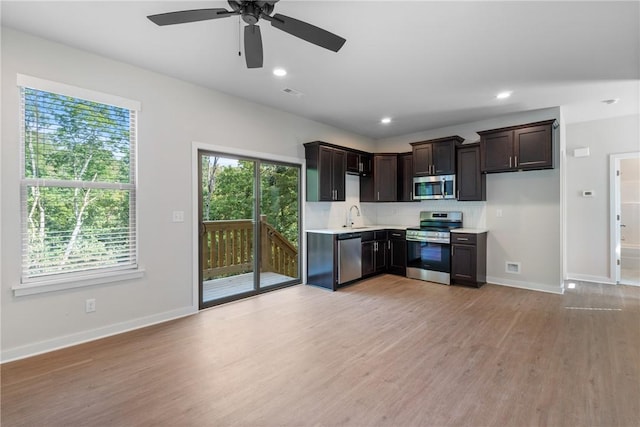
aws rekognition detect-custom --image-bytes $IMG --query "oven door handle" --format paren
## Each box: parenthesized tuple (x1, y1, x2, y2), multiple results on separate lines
(407, 237, 450, 244)
(406, 237, 425, 242)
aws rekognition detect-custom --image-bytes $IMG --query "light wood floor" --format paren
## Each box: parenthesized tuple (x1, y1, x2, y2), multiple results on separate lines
(2, 276, 639, 426)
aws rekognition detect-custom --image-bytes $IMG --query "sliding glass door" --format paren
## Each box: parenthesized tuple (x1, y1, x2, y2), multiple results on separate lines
(198, 151, 300, 308)
(258, 161, 300, 289)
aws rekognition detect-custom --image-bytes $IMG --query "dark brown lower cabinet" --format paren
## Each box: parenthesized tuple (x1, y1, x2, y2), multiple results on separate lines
(451, 232, 487, 288)
(362, 240, 375, 277)
(387, 230, 406, 276)
(361, 230, 408, 277)
(362, 231, 388, 277)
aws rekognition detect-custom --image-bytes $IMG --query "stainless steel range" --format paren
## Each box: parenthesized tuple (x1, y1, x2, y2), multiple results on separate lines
(406, 211, 462, 285)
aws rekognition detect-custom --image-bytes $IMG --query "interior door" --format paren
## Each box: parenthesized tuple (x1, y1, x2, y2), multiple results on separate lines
(613, 153, 640, 285)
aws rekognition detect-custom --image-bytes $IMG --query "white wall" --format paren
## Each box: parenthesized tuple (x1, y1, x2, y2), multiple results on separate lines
(0, 28, 375, 361)
(565, 114, 640, 283)
(376, 108, 564, 294)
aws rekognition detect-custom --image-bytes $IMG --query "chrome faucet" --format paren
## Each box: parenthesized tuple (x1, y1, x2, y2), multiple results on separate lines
(348, 205, 361, 228)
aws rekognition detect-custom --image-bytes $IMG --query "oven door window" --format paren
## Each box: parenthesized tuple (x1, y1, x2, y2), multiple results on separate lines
(407, 241, 451, 273)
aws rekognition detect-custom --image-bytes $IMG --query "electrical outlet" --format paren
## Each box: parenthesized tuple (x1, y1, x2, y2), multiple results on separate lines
(85, 298, 96, 313)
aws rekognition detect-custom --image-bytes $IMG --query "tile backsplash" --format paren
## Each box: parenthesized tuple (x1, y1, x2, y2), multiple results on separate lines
(305, 174, 486, 230)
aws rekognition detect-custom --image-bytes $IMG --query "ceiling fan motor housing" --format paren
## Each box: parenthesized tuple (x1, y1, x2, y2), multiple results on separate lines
(229, 1, 275, 25)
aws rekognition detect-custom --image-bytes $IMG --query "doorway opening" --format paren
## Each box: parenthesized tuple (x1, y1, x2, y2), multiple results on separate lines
(198, 150, 301, 308)
(611, 152, 640, 286)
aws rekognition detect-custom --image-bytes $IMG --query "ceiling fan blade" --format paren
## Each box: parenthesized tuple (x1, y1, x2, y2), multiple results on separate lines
(244, 25, 264, 69)
(267, 13, 346, 52)
(147, 8, 234, 26)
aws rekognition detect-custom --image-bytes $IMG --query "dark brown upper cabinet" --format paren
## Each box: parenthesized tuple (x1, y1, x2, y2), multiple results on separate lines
(346, 151, 372, 176)
(397, 152, 415, 202)
(304, 141, 346, 201)
(479, 120, 556, 173)
(411, 136, 464, 176)
(456, 143, 486, 201)
(360, 154, 397, 202)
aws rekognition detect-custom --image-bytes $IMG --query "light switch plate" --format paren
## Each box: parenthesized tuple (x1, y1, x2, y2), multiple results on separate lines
(172, 211, 184, 222)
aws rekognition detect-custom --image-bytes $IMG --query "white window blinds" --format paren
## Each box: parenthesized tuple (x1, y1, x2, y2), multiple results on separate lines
(19, 78, 138, 282)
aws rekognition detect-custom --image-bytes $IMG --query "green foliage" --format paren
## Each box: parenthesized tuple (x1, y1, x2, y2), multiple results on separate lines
(202, 157, 300, 247)
(22, 88, 133, 276)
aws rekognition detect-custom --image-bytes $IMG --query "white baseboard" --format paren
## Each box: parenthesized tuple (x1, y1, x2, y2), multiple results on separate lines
(1, 306, 197, 363)
(487, 276, 564, 294)
(566, 273, 616, 285)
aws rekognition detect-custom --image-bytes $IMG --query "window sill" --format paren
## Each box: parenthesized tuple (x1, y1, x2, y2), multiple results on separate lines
(12, 268, 145, 296)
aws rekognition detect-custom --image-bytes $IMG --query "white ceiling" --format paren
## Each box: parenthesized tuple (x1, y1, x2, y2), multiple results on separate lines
(2, 1, 639, 139)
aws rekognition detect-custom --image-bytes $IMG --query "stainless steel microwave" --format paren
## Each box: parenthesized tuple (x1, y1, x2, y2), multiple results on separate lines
(413, 175, 456, 200)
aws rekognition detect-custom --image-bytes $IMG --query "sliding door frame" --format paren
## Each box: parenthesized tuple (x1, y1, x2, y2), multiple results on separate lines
(192, 142, 304, 310)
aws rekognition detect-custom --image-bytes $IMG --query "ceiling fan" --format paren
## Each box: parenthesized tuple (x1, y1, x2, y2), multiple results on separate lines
(147, 0, 346, 69)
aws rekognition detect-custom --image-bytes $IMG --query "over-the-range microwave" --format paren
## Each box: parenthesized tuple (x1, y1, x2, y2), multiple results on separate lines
(413, 175, 456, 200)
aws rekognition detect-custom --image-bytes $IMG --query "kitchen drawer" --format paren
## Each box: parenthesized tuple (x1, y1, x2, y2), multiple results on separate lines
(361, 231, 375, 242)
(451, 233, 476, 244)
(388, 230, 406, 239)
(374, 230, 387, 240)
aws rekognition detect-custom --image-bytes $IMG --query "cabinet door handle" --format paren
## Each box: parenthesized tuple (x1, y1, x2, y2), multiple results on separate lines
(457, 190, 460, 199)
(388, 241, 391, 250)
(377, 191, 380, 201)
(509, 156, 512, 168)
(410, 191, 413, 200)
(515, 156, 518, 167)
(458, 237, 469, 241)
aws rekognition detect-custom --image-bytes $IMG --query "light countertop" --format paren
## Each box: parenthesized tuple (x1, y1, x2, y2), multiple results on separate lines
(451, 228, 488, 234)
(306, 225, 409, 234)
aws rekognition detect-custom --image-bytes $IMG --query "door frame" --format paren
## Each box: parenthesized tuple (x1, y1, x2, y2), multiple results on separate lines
(192, 142, 305, 310)
(609, 151, 640, 284)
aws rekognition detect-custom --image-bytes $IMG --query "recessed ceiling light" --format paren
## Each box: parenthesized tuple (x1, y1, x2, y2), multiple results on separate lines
(273, 68, 287, 77)
(601, 98, 620, 105)
(496, 91, 512, 100)
(381, 117, 392, 124)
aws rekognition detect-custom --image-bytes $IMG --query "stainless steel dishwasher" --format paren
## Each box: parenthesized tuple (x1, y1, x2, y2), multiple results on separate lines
(337, 232, 362, 285)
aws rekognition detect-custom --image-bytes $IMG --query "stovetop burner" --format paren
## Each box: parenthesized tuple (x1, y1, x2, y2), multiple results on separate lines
(406, 211, 463, 243)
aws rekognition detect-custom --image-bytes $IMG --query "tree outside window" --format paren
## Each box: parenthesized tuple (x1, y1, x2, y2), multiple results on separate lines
(21, 86, 137, 280)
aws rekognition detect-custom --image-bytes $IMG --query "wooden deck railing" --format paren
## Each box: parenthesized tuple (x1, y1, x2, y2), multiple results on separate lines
(202, 216, 298, 280)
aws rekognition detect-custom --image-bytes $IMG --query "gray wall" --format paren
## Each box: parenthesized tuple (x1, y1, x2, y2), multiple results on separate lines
(3, 26, 635, 362)
(565, 114, 640, 282)
(376, 109, 563, 294)
(1, 28, 375, 361)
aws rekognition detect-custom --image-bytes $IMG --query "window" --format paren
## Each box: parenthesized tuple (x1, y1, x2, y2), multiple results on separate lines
(18, 76, 140, 288)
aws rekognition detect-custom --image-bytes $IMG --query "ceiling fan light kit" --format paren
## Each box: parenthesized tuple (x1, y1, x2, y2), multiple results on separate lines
(147, 0, 346, 69)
